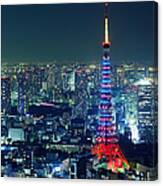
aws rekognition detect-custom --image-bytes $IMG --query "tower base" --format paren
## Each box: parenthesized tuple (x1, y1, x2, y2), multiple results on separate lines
(92, 143, 130, 173)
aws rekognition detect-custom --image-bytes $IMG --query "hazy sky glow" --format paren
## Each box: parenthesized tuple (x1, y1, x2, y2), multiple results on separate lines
(1, 2, 157, 65)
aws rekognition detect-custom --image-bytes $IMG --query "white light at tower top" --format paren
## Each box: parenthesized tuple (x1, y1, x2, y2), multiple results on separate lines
(105, 17, 109, 43)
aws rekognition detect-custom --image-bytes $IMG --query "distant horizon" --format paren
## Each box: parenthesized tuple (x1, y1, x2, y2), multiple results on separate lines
(1, 60, 156, 67)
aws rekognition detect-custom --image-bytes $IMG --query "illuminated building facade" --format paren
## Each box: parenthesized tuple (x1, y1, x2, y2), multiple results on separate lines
(17, 71, 29, 115)
(137, 84, 157, 143)
(63, 69, 75, 92)
(92, 3, 129, 173)
(1, 77, 11, 114)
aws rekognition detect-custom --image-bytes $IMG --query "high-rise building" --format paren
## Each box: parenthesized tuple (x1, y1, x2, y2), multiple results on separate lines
(63, 69, 75, 92)
(137, 83, 157, 143)
(17, 71, 29, 115)
(92, 3, 129, 173)
(1, 77, 11, 114)
(124, 89, 139, 143)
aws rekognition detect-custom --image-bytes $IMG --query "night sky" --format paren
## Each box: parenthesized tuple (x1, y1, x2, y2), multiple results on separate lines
(1, 1, 157, 65)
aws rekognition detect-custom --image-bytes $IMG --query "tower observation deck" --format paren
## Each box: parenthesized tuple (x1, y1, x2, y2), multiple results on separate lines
(91, 3, 130, 173)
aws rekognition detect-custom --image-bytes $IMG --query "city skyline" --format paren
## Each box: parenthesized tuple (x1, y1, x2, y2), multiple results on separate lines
(2, 1, 156, 65)
(1, 1, 158, 180)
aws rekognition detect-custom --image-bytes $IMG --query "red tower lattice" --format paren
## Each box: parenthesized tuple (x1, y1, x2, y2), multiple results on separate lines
(91, 3, 129, 173)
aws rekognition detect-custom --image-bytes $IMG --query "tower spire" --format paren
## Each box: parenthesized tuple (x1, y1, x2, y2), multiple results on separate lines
(103, 3, 111, 48)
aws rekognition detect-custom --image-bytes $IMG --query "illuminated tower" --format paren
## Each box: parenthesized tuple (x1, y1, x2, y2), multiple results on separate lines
(92, 3, 129, 173)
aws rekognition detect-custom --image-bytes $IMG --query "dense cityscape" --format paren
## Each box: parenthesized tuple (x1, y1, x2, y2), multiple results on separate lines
(1, 1, 158, 181)
(1, 61, 158, 180)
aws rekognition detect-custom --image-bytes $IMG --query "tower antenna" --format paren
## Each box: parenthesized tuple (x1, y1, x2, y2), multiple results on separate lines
(103, 2, 111, 47)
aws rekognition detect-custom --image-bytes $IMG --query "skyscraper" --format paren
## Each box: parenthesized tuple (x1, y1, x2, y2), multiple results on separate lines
(17, 71, 29, 115)
(137, 84, 157, 143)
(1, 77, 11, 114)
(92, 3, 129, 173)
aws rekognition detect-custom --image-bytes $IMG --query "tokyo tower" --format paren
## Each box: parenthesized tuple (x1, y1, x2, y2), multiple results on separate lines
(92, 3, 130, 173)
